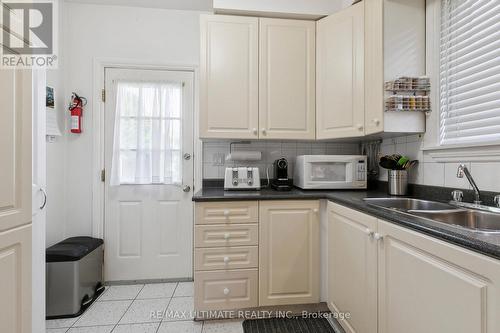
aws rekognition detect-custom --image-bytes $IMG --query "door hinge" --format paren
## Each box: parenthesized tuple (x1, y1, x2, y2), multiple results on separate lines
(101, 169, 105, 182)
(101, 89, 106, 102)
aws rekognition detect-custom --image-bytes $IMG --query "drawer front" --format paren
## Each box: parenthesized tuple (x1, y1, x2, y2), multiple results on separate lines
(194, 269, 258, 311)
(195, 224, 258, 248)
(195, 246, 258, 271)
(195, 201, 258, 225)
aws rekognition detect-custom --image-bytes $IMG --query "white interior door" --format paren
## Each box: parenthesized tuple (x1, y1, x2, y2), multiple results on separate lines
(0, 69, 33, 333)
(104, 68, 194, 282)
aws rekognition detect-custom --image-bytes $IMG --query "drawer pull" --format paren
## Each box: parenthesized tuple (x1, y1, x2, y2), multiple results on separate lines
(224, 233, 230, 240)
(223, 288, 230, 295)
(223, 256, 230, 264)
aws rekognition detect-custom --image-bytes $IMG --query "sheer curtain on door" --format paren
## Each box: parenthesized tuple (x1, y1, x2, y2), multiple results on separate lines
(110, 80, 183, 185)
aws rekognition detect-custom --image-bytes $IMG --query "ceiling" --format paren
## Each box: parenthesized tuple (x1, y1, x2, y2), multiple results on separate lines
(64, 0, 213, 11)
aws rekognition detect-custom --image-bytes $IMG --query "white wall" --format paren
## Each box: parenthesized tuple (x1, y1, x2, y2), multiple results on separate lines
(45, 0, 68, 247)
(61, 3, 204, 238)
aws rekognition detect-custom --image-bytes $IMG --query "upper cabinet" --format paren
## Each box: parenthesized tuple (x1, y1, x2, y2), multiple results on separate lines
(199, 15, 259, 139)
(317, 0, 426, 140)
(259, 19, 316, 140)
(316, 3, 365, 139)
(200, 15, 316, 140)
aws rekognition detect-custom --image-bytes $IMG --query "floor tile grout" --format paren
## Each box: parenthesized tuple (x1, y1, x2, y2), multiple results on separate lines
(112, 283, 147, 331)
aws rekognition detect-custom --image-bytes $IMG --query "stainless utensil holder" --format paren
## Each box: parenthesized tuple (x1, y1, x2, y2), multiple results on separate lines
(388, 170, 408, 196)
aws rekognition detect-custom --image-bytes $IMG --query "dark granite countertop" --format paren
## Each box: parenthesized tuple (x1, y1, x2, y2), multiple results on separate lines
(193, 183, 500, 261)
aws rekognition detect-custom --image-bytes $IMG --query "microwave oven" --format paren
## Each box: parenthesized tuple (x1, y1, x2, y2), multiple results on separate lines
(293, 155, 367, 189)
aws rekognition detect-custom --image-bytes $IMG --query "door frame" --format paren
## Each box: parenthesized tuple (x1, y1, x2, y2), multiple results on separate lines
(91, 58, 201, 239)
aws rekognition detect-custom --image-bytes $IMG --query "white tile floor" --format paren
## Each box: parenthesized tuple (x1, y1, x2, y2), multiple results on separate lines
(46, 282, 243, 333)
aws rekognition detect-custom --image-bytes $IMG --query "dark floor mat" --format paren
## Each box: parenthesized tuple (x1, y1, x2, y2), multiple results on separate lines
(243, 317, 336, 333)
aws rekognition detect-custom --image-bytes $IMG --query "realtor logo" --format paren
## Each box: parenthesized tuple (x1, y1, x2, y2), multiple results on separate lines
(1, 0, 58, 68)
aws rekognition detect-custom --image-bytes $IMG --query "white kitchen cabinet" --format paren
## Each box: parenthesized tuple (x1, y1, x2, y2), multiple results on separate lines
(327, 201, 500, 333)
(199, 15, 259, 139)
(259, 18, 316, 140)
(316, 0, 426, 140)
(378, 219, 500, 333)
(259, 200, 320, 306)
(200, 15, 316, 140)
(327, 202, 377, 333)
(316, 2, 365, 139)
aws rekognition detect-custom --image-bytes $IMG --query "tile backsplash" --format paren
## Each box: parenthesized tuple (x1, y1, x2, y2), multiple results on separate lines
(378, 135, 500, 192)
(202, 140, 360, 179)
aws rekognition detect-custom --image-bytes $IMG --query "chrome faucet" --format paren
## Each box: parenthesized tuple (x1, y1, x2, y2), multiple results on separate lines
(457, 164, 481, 205)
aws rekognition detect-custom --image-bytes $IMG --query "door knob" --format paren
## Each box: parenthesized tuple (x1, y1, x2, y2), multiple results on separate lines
(182, 185, 191, 192)
(183, 153, 191, 160)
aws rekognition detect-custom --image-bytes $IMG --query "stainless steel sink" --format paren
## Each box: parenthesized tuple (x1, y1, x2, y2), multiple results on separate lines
(363, 197, 500, 233)
(410, 209, 500, 233)
(363, 198, 456, 211)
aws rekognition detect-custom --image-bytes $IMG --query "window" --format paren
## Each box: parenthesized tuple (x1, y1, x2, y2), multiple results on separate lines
(109, 81, 183, 185)
(439, 0, 500, 146)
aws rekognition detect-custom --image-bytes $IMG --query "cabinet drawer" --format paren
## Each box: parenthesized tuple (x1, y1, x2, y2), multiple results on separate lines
(195, 246, 258, 271)
(195, 224, 258, 248)
(194, 269, 258, 311)
(195, 201, 258, 225)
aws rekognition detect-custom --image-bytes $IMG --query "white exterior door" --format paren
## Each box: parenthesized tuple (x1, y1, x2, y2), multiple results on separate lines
(104, 68, 194, 281)
(0, 69, 33, 333)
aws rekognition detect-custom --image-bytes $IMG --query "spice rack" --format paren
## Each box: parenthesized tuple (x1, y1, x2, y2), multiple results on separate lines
(385, 77, 430, 113)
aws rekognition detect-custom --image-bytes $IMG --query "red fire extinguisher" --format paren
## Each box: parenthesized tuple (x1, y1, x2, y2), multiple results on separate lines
(68, 93, 87, 134)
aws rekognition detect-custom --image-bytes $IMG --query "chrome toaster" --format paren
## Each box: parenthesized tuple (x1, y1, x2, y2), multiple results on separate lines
(224, 167, 261, 190)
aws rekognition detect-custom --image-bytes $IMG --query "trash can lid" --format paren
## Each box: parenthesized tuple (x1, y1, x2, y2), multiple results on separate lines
(46, 237, 103, 262)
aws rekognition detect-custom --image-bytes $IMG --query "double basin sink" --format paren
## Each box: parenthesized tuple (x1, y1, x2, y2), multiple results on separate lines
(364, 198, 500, 233)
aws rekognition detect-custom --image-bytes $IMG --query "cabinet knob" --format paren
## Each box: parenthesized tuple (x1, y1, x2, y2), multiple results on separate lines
(357, 124, 364, 131)
(374, 233, 384, 241)
(313, 208, 319, 213)
(373, 118, 380, 125)
(223, 288, 230, 295)
(252, 128, 258, 135)
(261, 128, 267, 135)
(224, 233, 230, 240)
(223, 210, 230, 217)
(223, 256, 230, 264)
(365, 228, 374, 237)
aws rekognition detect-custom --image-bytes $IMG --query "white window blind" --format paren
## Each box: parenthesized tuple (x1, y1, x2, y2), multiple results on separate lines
(440, 0, 500, 146)
(110, 80, 183, 185)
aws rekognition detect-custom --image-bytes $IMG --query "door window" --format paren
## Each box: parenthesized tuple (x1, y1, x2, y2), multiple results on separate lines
(110, 81, 182, 185)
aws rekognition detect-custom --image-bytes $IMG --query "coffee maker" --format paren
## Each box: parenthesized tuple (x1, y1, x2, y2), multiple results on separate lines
(271, 158, 292, 191)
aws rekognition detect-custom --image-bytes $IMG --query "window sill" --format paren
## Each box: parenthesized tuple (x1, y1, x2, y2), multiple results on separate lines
(422, 143, 500, 162)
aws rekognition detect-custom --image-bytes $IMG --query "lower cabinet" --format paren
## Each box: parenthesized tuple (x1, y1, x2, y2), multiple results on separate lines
(378, 220, 500, 333)
(327, 202, 377, 333)
(327, 203, 500, 333)
(259, 200, 320, 306)
(194, 269, 258, 311)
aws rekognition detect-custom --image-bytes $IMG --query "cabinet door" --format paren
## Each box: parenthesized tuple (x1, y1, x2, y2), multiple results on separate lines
(0, 69, 32, 333)
(259, 200, 320, 306)
(259, 18, 316, 140)
(316, 3, 365, 139)
(327, 202, 377, 333)
(200, 15, 259, 139)
(378, 220, 500, 333)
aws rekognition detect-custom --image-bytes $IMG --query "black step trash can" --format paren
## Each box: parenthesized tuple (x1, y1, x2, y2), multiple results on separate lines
(46, 237, 105, 319)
